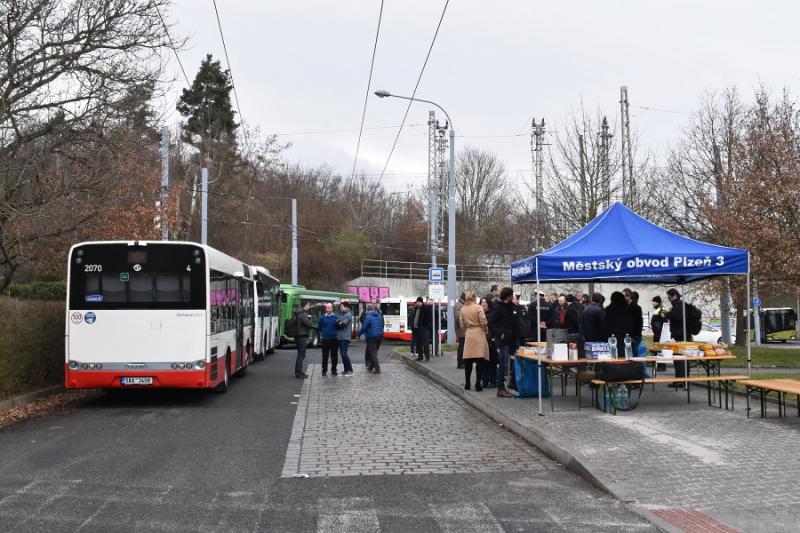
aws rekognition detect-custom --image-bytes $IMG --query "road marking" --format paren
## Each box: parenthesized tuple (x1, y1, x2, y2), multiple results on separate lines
(430, 502, 504, 533)
(281, 364, 315, 478)
(605, 416, 725, 465)
(317, 497, 380, 533)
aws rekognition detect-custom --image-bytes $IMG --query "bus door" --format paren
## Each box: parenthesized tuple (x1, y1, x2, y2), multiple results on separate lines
(235, 278, 244, 369)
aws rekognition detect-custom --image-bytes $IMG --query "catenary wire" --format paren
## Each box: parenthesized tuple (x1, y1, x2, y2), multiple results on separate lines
(155, 3, 191, 86)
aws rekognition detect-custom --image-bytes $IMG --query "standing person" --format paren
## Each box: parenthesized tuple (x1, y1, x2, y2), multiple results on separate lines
(490, 285, 501, 305)
(488, 287, 519, 398)
(650, 296, 666, 342)
(337, 302, 354, 376)
(454, 293, 466, 369)
(579, 293, 606, 341)
(359, 304, 384, 374)
(604, 291, 633, 353)
(460, 291, 489, 391)
(318, 303, 339, 376)
(427, 298, 440, 357)
(564, 294, 583, 334)
(662, 288, 693, 384)
(528, 292, 551, 341)
(410, 297, 430, 362)
(480, 297, 498, 388)
(293, 302, 313, 379)
(550, 294, 568, 328)
(627, 291, 644, 356)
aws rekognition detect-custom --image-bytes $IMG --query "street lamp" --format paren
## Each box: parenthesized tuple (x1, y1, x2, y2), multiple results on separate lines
(375, 89, 457, 344)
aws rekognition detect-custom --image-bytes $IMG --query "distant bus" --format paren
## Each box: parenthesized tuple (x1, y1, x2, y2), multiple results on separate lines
(252, 266, 280, 360)
(750, 307, 798, 342)
(379, 297, 447, 342)
(278, 284, 359, 347)
(65, 240, 254, 392)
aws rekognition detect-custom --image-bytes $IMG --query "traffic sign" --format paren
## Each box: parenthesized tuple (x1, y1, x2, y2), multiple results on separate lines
(428, 267, 444, 282)
(428, 283, 445, 299)
(753, 297, 762, 307)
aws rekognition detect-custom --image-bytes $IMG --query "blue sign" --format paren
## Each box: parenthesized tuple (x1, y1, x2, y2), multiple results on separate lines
(85, 294, 103, 303)
(84, 312, 96, 324)
(428, 267, 444, 282)
(753, 297, 762, 307)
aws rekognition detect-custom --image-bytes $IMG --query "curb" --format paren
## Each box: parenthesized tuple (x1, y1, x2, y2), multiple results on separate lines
(0, 385, 64, 413)
(390, 350, 680, 533)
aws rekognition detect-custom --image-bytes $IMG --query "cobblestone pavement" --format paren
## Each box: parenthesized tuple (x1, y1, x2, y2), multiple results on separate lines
(402, 350, 800, 533)
(282, 361, 556, 478)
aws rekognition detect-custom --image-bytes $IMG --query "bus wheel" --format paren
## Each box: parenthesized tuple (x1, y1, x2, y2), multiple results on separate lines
(215, 354, 230, 393)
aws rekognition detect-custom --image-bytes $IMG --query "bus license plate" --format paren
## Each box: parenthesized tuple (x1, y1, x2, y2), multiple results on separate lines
(121, 377, 153, 385)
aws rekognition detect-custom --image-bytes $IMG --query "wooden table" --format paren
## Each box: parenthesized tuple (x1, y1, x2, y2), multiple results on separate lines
(638, 353, 735, 406)
(741, 379, 800, 418)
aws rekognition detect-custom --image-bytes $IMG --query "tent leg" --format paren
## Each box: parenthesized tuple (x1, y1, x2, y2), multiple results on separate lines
(536, 258, 543, 416)
(682, 283, 688, 391)
(746, 271, 751, 379)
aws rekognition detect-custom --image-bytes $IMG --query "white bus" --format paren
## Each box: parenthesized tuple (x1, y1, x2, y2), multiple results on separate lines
(65, 240, 254, 392)
(252, 266, 280, 360)
(379, 296, 446, 342)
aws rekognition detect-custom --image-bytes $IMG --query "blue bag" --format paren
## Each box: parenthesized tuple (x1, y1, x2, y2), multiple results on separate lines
(514, 356, 550, 398)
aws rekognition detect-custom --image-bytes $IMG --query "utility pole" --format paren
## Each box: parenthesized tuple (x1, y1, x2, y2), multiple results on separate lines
(427, 111, 439, 267)
(619, 86, 634, 204)
(160, 127, 169, 240)
(291, 198, 298, 285)
(436, 125, 448, 250)
(201, 168, 208, 245)
(598, 117, 612, 208)
(531, 118, 545, 211)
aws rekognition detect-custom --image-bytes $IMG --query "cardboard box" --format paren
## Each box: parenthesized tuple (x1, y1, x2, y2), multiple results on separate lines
(552, 343, 568, 361)
(585, 341, 612, 360)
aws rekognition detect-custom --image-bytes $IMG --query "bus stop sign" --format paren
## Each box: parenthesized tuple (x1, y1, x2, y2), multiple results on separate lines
(428, 267, 444, 282)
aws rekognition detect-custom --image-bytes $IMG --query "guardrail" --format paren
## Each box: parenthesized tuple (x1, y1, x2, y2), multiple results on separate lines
(360, 259, 508, 282)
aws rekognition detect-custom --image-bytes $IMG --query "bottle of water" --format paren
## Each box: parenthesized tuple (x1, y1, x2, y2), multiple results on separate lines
(624, 334, 633, 359)
(615, 385, 629, 410)
(608, 336, 618, 358)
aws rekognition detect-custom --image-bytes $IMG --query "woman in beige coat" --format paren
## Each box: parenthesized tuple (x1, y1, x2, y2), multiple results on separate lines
(459, 290, 489, 391)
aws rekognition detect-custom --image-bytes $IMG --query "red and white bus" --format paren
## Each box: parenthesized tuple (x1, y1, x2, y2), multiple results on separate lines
(379, 297, 447, 342)
(65, 241, 254, 392)
(252, 266, 280, 360)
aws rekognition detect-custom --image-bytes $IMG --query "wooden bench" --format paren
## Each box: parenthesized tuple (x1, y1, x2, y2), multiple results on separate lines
(741, 379, 800, 418)
(591, 375, 748, 414)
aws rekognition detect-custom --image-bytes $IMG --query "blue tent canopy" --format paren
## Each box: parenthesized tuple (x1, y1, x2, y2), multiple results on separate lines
(510, 203, 749, 284)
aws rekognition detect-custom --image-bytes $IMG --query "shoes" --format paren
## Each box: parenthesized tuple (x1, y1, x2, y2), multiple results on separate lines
(496, 390, 513, 398)
(295, 373, 308, 379)
(321, 371, 327, 376)
(331, 371, 338, 376)
(464, 383, 471, 390)
(416, 357, 423, 362)
(457, 364, 464, 369)
(475, 383, 483, 392)
(370, 368, 381, 374)
(343, 371, 353, 376)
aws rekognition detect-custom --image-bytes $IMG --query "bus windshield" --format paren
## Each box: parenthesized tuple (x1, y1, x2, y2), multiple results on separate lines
(69, 243, 206, 310)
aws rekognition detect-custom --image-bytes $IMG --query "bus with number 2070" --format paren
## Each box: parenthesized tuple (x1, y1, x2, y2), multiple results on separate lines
(65, 240, 255, 392)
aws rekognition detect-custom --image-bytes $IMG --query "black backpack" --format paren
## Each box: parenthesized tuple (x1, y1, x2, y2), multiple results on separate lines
(284, 315, 299, 337)
(686, 303, 702, 336)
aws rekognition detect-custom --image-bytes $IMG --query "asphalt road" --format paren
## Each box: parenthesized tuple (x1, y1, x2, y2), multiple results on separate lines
(0, 342, 655, 532)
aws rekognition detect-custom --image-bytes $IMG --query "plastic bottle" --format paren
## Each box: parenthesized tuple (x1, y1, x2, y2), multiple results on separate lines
(615, 385, 629, 410)
(608, 336, 618, 358)
(624, 334, 633, 359)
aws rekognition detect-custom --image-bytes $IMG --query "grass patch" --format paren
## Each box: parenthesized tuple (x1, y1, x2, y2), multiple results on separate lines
(394, 346, 410, 353)
(722, 345, 800, 368)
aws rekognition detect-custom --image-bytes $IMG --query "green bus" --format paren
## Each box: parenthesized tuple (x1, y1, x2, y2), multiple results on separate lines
(278, 284, 360, 347)
(750, 307, 798, 342)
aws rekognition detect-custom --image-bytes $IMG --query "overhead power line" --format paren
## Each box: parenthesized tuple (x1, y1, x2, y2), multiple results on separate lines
(351, 0, 385, 179)
(378, 0, 451, 182)
(211, 0, 251, 151)
(274, 123, 424, 137)
(631, 104, 691, 117)
(155, 3, 191, 86)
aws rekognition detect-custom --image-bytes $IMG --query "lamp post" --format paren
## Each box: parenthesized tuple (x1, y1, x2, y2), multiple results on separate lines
(375, 90, 457, 344)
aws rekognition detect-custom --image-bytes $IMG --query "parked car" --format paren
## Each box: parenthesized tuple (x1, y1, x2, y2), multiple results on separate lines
(693, 323, 736, 345)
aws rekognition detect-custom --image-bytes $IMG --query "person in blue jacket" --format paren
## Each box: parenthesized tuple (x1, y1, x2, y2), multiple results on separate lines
(359, 303, 385, 374)
(336, 301, 354, 376)
(318, 303, 339, 376)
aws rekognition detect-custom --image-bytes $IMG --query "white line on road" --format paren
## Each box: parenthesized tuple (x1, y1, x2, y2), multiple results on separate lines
(317, 497, 380, 533)
(430, 502, 505, 533)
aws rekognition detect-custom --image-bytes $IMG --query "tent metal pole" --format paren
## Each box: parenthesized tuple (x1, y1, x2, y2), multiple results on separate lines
(682, 282, 688, 389)
(536, 257, 543, 416)
(746, 259, 751, 379)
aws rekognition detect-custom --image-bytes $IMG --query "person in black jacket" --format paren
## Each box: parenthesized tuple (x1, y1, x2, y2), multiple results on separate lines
(564, 294, 582, 334)
(528, 292, 551, 341)
(579, 293, 606, 341)
(604, 291, 633, 354)
(662, 288, 693, 383)
(487, 287, 519, 398)
(650, 295, 666, 342)
(627, 290, 644, 356)
(410, 297, 431, 361)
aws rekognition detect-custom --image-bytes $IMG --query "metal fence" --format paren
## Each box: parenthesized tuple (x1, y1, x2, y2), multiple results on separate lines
(360, 259, 508, 282)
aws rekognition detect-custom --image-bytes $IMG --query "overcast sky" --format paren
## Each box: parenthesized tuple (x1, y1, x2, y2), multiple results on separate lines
(162, 0, 799, 193)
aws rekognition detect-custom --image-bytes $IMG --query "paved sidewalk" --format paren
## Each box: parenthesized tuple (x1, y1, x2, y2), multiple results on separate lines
(394, 350, 800, 533)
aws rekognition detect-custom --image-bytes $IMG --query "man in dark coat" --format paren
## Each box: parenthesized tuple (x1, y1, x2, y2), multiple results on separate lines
(488, 287, 519, 398)
(604, 291, 633, 355)
(564, 294, 583, 334)
(627, 290, 644, 356)
(528, 292, 551, 341)
(410, 297, 431, 361)
(663, 288, 692, 383)
(579, 293, 606, 341)
(650, 295, 666, 342)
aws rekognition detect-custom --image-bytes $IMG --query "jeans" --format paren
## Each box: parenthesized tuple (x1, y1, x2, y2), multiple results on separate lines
(321, 338, 338, 374)
(497, 345, 515, 392)
(366, 337, 382, 370)
(456, 337, 465, 367)
(338, 340, 353, 372)
(295, 336, 308, 375)
(413, 329, 430, 360)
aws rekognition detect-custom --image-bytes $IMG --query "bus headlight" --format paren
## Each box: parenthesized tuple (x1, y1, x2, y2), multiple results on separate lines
(69, 361, 79, 370)
(88, 363, 96, 369)
(96, 363, 103, 370)
(171, 363, 178, 369)
(195, 361, 205, 369)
